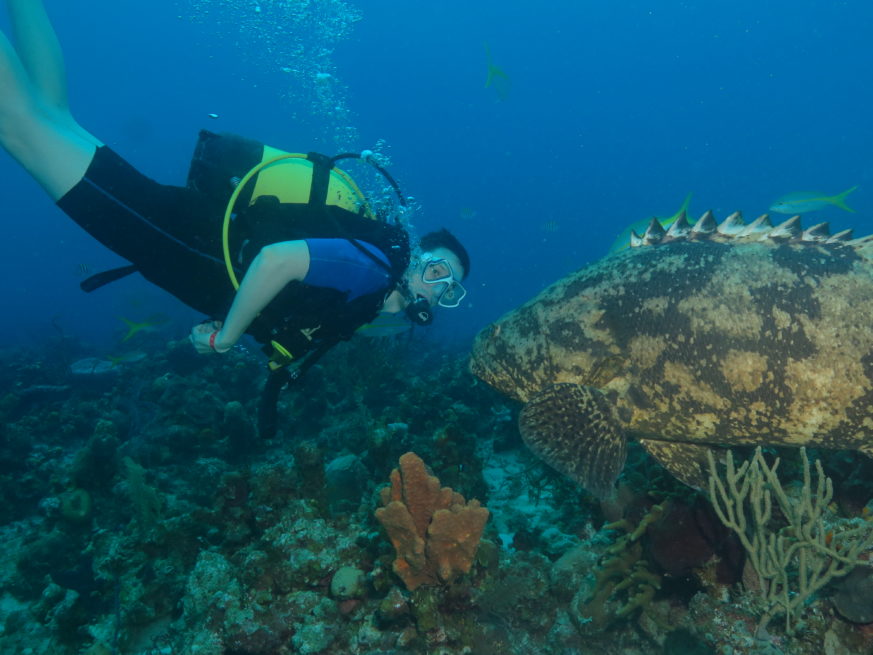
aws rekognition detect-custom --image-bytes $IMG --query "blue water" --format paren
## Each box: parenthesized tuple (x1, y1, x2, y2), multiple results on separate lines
(1, 0, 871, 350)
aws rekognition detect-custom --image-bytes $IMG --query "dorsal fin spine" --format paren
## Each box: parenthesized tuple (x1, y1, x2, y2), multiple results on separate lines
(717, 211, 745, 235)
(826, 228, 853, 243)
(665, 211, 691, 240)
(690, 210, 717, 235)
(625, 210, 869, 250)
(767, 215, 802, 239)
(802, 222, 830, 242)
(737, 214, 773, 237)
(642, 218, 666, 245)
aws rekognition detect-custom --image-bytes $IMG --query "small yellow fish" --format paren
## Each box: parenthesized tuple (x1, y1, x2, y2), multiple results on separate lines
(107, 351, 148, 367)
(484, 42, 511, 102)
(356, 311, 412, 337)
(118, 315, 170, 342)
(73, 263, 92, 278)
(770, 186, 857, 214)
(542, 220, 559, 233)
(609, 193, 692, 253)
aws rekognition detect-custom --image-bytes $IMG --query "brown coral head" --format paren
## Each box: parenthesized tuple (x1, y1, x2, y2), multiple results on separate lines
(375, 452, 490, 590)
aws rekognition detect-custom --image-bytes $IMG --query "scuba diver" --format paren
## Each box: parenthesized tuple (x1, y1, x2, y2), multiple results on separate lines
(0, 0, 470, 435)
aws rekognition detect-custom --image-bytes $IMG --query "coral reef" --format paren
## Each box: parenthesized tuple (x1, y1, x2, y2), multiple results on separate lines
(708, 446, 873, 633)
(570, 502, 665, 632)
(375, 451, 490, 590)
(1, 336, 873, 655)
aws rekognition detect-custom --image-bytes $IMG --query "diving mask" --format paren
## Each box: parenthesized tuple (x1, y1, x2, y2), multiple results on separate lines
(421, 254, 466, 308)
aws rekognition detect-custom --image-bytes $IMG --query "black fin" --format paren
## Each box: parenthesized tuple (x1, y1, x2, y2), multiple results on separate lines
(638, 439, 714, 490)
(79, 264, 138, 292)
(519, 383, 626, 497)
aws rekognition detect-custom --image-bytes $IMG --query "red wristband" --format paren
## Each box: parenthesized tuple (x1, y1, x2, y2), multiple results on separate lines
(209, 331, 218, 351)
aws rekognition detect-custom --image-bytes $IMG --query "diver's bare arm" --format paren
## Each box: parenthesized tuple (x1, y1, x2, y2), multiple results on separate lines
(212, 241, 311, 351)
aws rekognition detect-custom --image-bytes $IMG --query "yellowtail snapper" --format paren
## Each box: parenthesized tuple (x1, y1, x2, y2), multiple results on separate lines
(770, 186, 857, 214)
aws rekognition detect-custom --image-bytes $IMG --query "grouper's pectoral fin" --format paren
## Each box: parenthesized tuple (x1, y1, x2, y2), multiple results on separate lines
(519, 383, 627, 497)
(638, 439, 714, 490)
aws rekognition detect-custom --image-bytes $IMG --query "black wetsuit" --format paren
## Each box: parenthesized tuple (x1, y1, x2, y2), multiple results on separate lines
(58, 146, 236, 318)
(56, 143, 410, 362)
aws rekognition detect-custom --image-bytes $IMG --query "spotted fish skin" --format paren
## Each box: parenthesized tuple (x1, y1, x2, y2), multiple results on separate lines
(470, 212, 873, 494)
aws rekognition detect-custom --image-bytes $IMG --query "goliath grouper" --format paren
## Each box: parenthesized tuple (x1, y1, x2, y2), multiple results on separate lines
(470, 211, 873, 496)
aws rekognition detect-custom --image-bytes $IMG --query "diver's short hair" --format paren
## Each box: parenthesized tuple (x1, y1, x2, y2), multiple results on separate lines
(419, 228, 470, 280)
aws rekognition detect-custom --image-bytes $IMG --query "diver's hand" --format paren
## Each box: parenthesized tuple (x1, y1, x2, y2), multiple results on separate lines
(190, 320, 231, 354)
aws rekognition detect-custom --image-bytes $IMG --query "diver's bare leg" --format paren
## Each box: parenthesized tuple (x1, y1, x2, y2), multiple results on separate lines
(9, 0, 69, 113)
(8, 0, 96, 143)
(0, 0, 99, 200)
